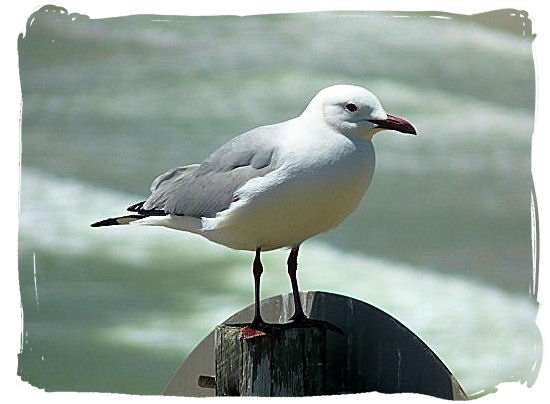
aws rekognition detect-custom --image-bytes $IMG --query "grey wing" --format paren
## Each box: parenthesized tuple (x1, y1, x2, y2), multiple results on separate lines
(141, 126, 278, 218)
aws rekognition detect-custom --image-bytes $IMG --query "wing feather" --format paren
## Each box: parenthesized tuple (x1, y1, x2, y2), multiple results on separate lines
(141, 125, 279, 218)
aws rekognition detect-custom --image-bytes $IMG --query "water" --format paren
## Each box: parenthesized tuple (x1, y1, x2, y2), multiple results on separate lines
(17, 6, 539, 396)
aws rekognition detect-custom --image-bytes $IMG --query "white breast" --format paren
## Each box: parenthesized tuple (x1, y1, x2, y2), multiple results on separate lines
(201, 136, 375, 251)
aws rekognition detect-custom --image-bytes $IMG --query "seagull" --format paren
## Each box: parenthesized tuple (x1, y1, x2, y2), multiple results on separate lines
(91, 84, 416, 332)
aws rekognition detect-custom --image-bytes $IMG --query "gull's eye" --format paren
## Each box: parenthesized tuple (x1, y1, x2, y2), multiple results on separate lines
(345, 103, 358, 112)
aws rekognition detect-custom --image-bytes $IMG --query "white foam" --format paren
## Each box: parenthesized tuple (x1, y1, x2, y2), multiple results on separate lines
(19, 168, 541, 395)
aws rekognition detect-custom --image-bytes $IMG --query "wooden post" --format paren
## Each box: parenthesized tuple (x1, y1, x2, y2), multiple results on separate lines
(164, 292, 468, 400)
(215, 325, 326, 396)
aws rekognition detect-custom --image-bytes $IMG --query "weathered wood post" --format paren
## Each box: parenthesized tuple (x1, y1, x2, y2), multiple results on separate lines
(215, 325, 326, 396)
(163, 291, 468, 399)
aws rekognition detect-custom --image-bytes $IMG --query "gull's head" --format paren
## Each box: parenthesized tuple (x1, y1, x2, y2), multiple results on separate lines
(302, 84, 416, 140)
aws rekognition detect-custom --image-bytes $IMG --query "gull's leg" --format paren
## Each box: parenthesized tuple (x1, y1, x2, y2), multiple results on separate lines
(245, 247, 283, 336)
(287, 245, 307, 321)
(286, 245, 344, 335)
(245, 245, 343, 336)
(251, 246, 265, 326)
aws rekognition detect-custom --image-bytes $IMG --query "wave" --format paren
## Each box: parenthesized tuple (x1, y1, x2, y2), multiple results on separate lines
(18, 168, 540, 395)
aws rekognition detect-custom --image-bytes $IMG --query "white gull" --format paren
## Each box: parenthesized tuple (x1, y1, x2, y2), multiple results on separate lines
(92, 84, 417, 330)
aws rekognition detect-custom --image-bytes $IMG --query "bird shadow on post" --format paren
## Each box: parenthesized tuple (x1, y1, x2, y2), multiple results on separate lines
(164, 291, 467, 399)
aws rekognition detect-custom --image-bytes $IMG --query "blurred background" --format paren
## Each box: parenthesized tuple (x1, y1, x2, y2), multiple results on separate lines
(17, 5, 540, 397)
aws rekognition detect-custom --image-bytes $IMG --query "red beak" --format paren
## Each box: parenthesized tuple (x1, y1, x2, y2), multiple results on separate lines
(368, 114, 417, 135)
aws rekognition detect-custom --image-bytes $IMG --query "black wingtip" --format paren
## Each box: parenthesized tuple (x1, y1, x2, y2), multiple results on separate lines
(127, 201, 167, 216)
(91, 214, 147, 227)
(127, 201, 145, 212)
(90, 218, 120, 227)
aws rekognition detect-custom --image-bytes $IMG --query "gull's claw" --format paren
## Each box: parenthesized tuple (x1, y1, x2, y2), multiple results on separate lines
(232, 317, 344, 339)
(287, 316, 345, 335)
(232, 321, 287, 338)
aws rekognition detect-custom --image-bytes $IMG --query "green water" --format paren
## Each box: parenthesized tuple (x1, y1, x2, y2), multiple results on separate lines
(17, 6, 539, 396)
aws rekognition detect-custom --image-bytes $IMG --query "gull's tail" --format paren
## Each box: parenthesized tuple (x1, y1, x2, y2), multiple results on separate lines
(90, 214, 146, 227)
